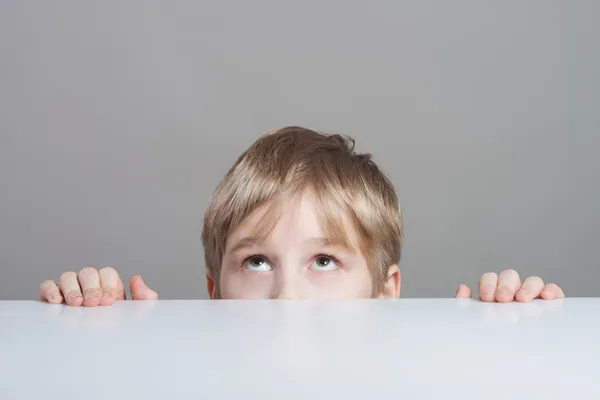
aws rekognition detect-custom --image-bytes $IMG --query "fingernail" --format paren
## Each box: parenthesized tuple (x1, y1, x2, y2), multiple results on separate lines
(67, 291, 82, 302)
(83, 289, 100, 300)
(482, 285, 494, 295)
(496, 287, 513, 297)
(102, 290, 115, 300)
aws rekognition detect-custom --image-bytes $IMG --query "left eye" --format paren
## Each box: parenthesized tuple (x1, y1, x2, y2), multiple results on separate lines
(310, 256, 339, 271)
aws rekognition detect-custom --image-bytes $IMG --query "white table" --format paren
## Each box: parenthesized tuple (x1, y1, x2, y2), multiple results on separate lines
(2, 298, 599, 399)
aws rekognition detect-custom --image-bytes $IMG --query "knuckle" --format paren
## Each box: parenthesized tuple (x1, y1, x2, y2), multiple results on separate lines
(99, 266, 118, 275)
(60, 271, 77, 282)
(79, 266, 98, 277)
(526, 276, 544, 285)
(502, 268, 518, 275)
(40, 280, 54, 290)
(100, 266, 115, 274)
(479, 272, 498, 283)
(500, 269, 520, 279)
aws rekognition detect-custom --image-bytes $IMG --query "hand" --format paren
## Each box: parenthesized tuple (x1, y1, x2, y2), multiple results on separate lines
(455, 269, 565, 302)
(39, 266, 158, 307)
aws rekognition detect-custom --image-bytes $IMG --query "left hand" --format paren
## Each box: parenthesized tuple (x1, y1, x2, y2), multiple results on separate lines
(455, 269, 565, 302)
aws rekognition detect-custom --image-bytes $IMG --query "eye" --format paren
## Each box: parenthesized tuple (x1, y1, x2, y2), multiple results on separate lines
(310, 255, 339, 272)
(243, 255, 272, 272)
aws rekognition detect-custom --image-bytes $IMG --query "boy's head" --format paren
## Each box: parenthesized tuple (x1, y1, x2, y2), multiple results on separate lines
(201, 126, 403, 299)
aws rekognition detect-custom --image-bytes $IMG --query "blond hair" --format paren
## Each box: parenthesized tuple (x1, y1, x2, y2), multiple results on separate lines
(201, 126, 402, 296)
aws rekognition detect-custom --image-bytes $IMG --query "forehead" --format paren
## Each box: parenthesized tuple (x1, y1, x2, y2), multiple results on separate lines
(225, 191, 361, 250)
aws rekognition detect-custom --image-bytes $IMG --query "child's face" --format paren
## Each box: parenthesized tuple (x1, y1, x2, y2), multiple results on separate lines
(216, 192, 396, 299)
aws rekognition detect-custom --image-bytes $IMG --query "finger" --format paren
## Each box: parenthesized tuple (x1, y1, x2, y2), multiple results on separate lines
(541, 283, 565, 300)
(129, 275, 158, 300)
(495, 269, 521, 303)
(478, 272, 498, 302)
(78, 266, 102, 307)
(40, 280, 63, 304)
(455, 284, 472, 298)
(59, 272, 84, 306)
(515, 276, 545, 302)
(99, 266, 125, 306)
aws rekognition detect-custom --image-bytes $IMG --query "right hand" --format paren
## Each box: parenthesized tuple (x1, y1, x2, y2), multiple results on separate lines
(39, 266, 158, 307)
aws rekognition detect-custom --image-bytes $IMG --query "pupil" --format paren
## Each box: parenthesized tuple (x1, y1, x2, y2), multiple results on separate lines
(317, 257, 330, 266)
(251, 257, 264, 266)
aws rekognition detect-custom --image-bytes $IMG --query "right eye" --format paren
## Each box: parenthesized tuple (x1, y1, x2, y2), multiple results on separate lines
(243, 256, 272, 272)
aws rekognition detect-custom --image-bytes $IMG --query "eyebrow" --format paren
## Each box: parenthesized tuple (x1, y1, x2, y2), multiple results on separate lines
(227, 236, 352, 254)
(227, 236, 262, 254)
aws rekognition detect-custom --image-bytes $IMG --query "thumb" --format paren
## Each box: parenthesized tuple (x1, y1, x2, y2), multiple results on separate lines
(455, 284, 472, 299)
(129, 275, 159, 300)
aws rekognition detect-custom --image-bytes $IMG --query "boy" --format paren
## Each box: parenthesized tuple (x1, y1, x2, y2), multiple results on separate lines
(39, 127, 565, 306)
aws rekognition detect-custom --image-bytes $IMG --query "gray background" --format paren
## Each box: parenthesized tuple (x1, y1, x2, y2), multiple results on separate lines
(1, 1, 598, 300)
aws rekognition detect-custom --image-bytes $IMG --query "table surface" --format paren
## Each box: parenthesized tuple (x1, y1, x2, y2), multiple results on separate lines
(2, 298, 599, 399)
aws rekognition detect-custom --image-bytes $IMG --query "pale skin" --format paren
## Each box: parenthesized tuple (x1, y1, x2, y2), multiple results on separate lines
(39, 193, 565, 305)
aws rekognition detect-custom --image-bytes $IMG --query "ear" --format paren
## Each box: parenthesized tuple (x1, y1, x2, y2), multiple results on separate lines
(205, 270, 217, 299)
(379, 264, 401, 298)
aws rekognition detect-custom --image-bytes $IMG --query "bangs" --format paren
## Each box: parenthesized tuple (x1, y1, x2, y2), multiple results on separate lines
(230, 179, 373, 266)
(231, 180, 384, 294)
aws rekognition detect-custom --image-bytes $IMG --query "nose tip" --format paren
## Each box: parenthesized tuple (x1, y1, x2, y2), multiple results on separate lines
(274, 283, 298, 300)
(275, 291, 297, 299)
